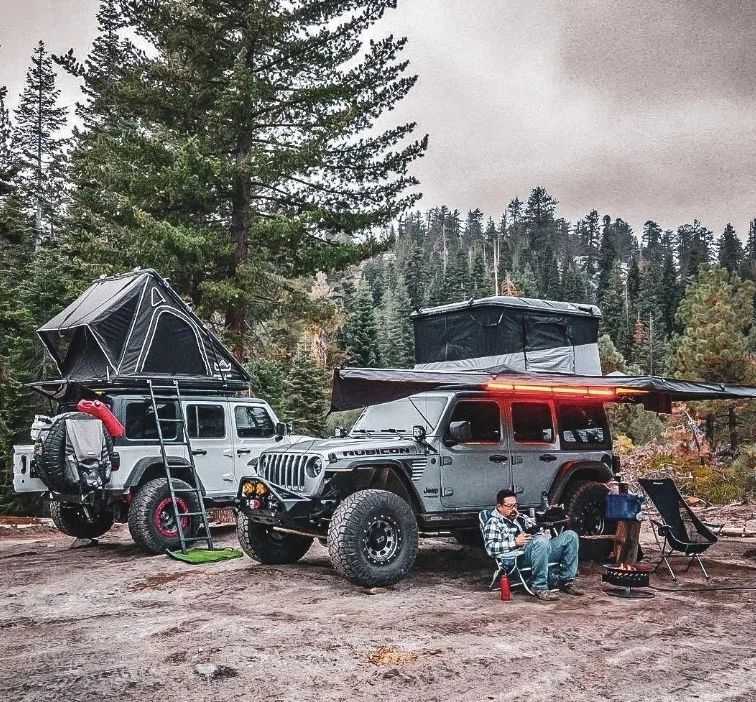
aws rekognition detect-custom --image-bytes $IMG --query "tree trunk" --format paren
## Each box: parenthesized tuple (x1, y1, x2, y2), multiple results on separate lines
(728, 406, 739, 454)
(227, 144, 250, 362)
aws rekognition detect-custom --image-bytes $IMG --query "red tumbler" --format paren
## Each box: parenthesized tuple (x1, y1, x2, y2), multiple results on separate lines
(499, 573, 511, 601)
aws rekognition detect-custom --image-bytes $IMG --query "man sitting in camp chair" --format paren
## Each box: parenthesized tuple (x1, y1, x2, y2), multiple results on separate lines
(482, 489, 584, 601)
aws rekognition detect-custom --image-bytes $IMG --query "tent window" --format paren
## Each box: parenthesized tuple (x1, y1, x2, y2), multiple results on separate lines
(142, 312, 206, 375)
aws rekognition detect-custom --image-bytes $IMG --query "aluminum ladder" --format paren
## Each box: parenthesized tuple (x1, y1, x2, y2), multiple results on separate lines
(147, 379, 215, 552)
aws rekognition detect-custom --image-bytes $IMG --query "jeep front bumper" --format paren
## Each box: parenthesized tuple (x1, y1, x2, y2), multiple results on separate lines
(235, 475, 320, 526)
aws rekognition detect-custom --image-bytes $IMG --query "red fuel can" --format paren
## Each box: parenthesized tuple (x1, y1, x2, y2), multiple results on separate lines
(500, 573, 511, 602)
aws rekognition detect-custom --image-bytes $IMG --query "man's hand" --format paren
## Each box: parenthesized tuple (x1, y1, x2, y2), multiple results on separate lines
(515, 533, 532, 547)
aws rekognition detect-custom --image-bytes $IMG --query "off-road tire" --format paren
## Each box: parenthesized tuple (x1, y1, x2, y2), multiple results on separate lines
(327, 489, 419, 588)
(563, 480, 616, 561)
(127, 477, 200, 553)
(50, 501, 114, 539)
(236, 512, 313, 564)
(36, 412, 116, 493)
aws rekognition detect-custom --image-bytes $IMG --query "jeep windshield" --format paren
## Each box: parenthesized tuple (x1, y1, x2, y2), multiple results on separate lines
(350, 395, 448, 437)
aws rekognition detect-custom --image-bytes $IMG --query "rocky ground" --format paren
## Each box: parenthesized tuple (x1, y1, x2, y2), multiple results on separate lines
(1, 515, 755, 702)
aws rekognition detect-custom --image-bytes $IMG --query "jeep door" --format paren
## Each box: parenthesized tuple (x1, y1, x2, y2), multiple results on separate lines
(505, 399, 560, 507)
(184, 401, 233, 496)
(438, 398, 510, 508)
(232, 403, 279, 475)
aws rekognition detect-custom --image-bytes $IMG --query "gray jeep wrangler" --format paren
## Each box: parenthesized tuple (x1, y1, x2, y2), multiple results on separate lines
(14, 392, 303, 552)
(236, 389, 618, 587)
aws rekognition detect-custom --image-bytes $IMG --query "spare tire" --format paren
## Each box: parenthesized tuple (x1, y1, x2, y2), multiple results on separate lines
(562, 480, 616, 562)
(36, 412, 116, 493)
(50, 501, 114, 539)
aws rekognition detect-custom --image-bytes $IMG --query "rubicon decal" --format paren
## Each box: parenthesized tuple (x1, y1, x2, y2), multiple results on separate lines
(342, 447, 413, 457)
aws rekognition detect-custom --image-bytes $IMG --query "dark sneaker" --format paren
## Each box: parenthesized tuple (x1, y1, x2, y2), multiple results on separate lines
(559, 581, 585, 596)
(534, 589, 559, 601)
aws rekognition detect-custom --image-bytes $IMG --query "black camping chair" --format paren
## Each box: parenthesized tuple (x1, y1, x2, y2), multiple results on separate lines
(639, 478, 724, 581)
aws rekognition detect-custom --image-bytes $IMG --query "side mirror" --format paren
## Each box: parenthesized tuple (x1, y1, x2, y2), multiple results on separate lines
(274, 422, 288, 441)
(447, 421, 472, 444)
(412, 425, 426, 442)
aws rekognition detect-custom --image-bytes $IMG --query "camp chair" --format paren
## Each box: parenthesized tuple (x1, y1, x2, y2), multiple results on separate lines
(638, 478, 724, 581)
(478, 508, 560, 595)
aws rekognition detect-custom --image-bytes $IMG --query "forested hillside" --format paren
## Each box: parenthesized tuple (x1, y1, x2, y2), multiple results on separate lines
(1, 1, 755, 511)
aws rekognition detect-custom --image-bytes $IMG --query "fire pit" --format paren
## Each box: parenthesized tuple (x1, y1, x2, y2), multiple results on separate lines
(602, 564, 655, 599)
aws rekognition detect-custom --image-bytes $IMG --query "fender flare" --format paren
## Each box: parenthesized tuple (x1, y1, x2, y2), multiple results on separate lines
(326, 459, 422, 515)
(124, 456, 205, 494)
(549, 460, 614, 503)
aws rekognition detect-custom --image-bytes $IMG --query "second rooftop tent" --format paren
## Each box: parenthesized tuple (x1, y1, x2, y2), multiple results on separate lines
(329, 366, 756, 413)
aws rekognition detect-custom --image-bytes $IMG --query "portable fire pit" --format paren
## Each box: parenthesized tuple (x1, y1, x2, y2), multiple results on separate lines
(602, 564, 655, 599)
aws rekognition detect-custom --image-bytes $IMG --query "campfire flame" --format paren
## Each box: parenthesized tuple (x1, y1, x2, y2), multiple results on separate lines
(616, 563, 637, 571)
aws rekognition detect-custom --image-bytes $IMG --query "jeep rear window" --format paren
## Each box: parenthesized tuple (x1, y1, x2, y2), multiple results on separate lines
(186, 404, 225, 439)
(124, 401, 178, 440)
(558, 403, 609, 448)
(511, 402, 554, 443)
(235, 406, 275, 438)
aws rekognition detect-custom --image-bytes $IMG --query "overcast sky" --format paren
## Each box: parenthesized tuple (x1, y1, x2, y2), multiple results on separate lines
(1, 0, 754, 238)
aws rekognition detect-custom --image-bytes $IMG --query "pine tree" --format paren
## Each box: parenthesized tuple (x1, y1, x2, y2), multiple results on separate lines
(468, 246, 489, 299)
(402, 238, 426, 309)
(577, 209, 600, 278)
(511, 263, 539, 298)
(13, 41, 68, 243)
(671, 266, 755, 451)
(717, 223, 743, 273)
(74, 0, 428, 358)
(282, 344, 329, 436)
(597, 215, 617, 303)
(658, 230, 680, 335)
(599, 262, 630, 355)
(561, 263, 591, 303)
(342, 283, 380, 366)
(378, 274, 414, 367)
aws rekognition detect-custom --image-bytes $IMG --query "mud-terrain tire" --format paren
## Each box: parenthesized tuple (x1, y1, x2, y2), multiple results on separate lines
(452, 528, 484, 548)
(36, 412, 116, 492)
(236, 512, 313, 564)
(50, 501, 114, 539)
(563, 480, 616, 562)
(327, 489, 419, 587)
(127, 477, 200, 553)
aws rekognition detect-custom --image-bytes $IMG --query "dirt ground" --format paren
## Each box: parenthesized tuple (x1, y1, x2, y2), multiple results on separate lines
(1, 518, 755, 702)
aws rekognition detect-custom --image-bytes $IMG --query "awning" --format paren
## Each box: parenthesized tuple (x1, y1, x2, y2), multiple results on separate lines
(330, 366, 756, 413)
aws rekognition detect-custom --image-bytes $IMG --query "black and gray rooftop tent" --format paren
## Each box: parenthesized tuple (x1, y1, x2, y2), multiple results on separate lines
(33, 269, 249, 399)
(411, 296, 602, 375)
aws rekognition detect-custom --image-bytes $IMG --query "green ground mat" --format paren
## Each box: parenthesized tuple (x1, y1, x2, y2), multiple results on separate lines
(166, 548, 244, 564)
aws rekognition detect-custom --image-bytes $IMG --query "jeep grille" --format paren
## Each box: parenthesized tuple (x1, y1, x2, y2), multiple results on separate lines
(259, 452, 310, 492)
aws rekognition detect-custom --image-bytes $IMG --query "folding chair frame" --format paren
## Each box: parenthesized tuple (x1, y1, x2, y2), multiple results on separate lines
(649, 519, 725, 581)
(488, 558, 560, 595)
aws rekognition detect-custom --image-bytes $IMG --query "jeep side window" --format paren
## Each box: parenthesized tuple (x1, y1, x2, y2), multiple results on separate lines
(235, 406, 275, 439)
(446, 401, 500, 443)
(558, 403, 608, 447)
(125, 401, 178, 440)
(511, 402, 554, 443)
(186, 404, 225, 439)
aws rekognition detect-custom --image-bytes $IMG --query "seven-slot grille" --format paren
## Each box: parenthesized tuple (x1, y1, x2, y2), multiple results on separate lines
(259, 452, 311, 491)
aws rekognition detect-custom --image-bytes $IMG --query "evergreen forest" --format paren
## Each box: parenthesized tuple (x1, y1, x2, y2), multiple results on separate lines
(1, 1, 755, 511)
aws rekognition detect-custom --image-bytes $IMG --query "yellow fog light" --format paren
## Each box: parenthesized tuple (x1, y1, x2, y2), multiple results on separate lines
(255, 482, 268, 496)
(242, 481, 256, 496)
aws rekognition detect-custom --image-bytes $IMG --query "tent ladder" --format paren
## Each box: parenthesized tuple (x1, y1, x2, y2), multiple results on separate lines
(147, 379, 215, 553)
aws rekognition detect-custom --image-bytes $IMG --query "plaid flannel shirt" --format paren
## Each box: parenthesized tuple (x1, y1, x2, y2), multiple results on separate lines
(482, 510, 538, 560)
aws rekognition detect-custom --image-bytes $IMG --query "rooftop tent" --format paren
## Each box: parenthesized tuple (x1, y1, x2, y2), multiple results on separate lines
(411, 297, 602, 375)
(36, 269, 250, 389)
(330, 366, 756, 413)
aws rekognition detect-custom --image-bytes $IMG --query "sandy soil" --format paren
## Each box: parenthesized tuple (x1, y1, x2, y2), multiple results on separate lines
(1, 521, 755, 702)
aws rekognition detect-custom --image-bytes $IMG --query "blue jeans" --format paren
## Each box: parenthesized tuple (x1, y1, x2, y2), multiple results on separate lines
(502, 530, 579, 591)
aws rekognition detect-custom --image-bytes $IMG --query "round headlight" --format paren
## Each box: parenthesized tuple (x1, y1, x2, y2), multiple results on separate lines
(305, 456, 324, 479)
(255, 482, 268, 496)
(242, 481, 256, 496)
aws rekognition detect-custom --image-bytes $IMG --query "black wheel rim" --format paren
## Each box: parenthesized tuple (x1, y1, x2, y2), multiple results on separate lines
(361, 514, 401, 565)
(579, 498, 606, 535)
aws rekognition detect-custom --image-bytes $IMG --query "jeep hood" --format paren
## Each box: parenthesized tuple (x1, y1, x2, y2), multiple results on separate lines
(262, 435, 421, 456)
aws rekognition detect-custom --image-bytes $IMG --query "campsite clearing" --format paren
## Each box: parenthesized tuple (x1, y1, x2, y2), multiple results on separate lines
(0, 518, 755, 702)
